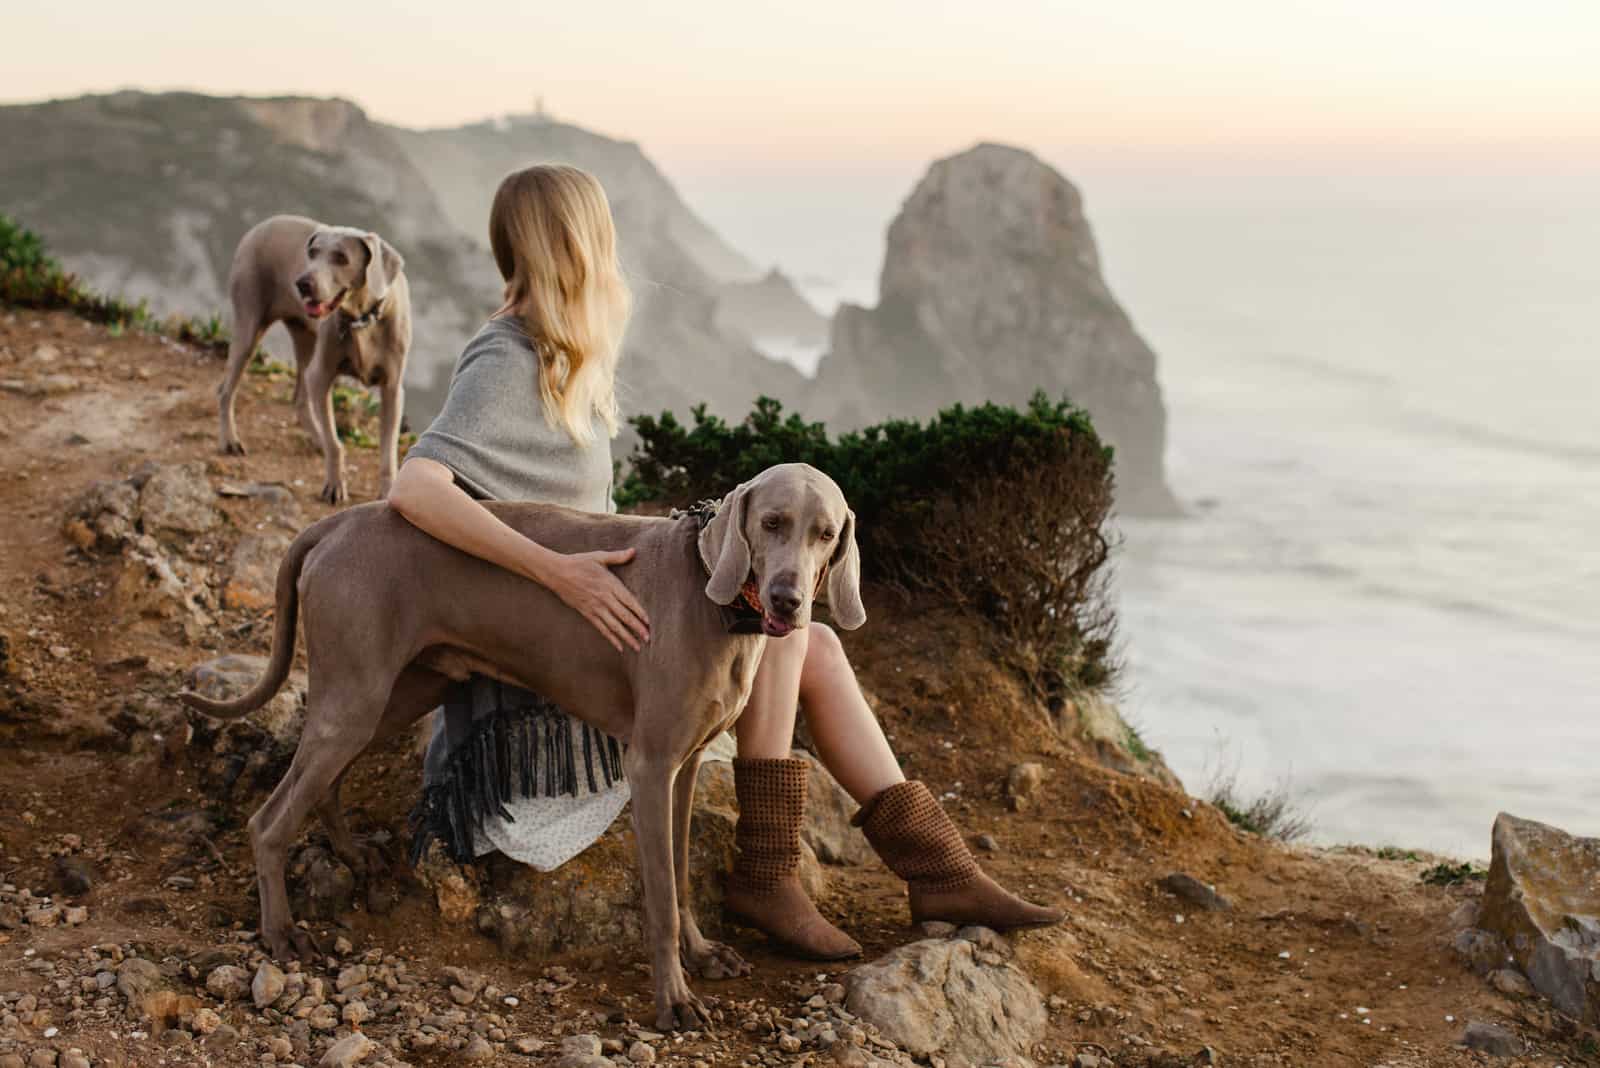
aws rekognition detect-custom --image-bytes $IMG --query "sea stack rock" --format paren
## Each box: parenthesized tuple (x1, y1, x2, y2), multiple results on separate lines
(809, 143, 1178, 514)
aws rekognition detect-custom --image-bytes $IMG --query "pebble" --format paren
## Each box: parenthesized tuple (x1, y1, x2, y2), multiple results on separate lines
(306, 1003, 339, 1030)
(62, 907, 88, 926)
(511, 1035, 545, 1054)
(778, 1033, 803, 1053)
(26, 1052, 57, 1068)
(628, 1040, 657, 1063)
(560, 1034, 603, 1058)
(461, 1035, 495, 1061)
(253, 961, 287, 1008)
(335, 965, 368, 992)
(974, 833, 999, 852)
(448, 985, 475, 1005)
(265, 1036, 294, 1059)
(206, 964, 251, 1001)
(59, 1054, 90, 1068)
(317, 1032, 375, 1067)
(189, 1005, 223, 1034)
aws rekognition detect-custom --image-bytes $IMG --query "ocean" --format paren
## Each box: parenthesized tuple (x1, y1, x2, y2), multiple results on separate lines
(706, 167, 1600, 859)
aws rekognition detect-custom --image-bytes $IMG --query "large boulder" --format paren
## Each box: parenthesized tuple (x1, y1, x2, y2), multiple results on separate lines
(844, 927, 1046, 1068)
(1478, 812, 1600, 1021)
(136, 462, 221, 541)
(806, 143, 1178, 515)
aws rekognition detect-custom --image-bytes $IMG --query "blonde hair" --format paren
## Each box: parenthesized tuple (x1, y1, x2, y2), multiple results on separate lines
(489, 164, 631, 444)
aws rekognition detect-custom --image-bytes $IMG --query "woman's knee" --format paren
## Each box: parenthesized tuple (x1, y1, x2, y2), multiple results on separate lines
(800, 623, 848, 691)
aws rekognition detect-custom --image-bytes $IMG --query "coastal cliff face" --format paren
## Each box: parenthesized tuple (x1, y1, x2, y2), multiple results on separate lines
(0, 93, 802, 429)
(808, 144, 1178, 514)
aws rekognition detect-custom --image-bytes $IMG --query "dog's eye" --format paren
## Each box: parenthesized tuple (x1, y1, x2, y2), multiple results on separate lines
(331, 251, 349, 267)
(819, 528, 836, 542)
(761, 514, 781, 532)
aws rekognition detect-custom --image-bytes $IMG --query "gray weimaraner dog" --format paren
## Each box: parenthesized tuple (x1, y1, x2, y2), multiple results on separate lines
(179, 463, 864, 1030)
(216, 214, 411, 504)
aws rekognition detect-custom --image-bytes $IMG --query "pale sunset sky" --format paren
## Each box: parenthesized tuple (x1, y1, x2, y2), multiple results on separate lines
(7, 1, 1598, 284)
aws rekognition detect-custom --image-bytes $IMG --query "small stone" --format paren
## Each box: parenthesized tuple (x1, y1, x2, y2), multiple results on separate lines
(50, 856, 97, 896)
(341, 999, 370, 1026)
(207, 964, 251, 1001)
(1004, 762, 1045, 811)
(448, 985, 474, 1005)
(59, 1053, 90, 1068)
(627, 1040, 656, 1063)
(62, 906, 88, 925)
(560, 1034, 603, 1058)
(253, 962, 287, 1009)
(189, 1006, 223, 1034)
(317, 1032, 376, 1068)
(511, 1036, 545, 1054)
(917, 921, 958, 938)
(973, 833, 999, 852)
(160, 1028, 193, 1047)
(461, 1035, 494, 1061)
(778, 1033, 803, 1053)
(821, 982, 846, 1004)
(266, 1036, 294, 1059)
(24, 906, 61, 928)
(333, 936, 354, 956)
(306, 1003, 339, 1030)
(1157, 872, 1232, 912)
(27, 1052, 58, 1068)
(116, 957, 163, 1002)
(1490, 968, 1534, 997)
(1459, 1020, 1523, 1057)
(335, 965, 368, 993)
(0, 1057, 24, 1068)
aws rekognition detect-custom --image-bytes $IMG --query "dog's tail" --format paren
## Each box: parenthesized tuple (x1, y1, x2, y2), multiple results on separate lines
(177, 520, 326, 719)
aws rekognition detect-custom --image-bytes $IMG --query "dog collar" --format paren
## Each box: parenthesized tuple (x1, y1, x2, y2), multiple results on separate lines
(341, 294, 388, 334)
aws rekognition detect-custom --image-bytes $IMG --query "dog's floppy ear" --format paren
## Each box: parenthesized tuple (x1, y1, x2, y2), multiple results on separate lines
(825, 509, 866, 630)
(701, 482, 753, 606)
(361, 232, 404, 300)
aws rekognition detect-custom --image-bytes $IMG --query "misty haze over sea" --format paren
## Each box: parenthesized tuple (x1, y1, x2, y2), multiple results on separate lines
(692, 168, 1600, 859)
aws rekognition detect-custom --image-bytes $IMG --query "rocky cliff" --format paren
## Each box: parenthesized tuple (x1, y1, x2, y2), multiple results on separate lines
(806, 144, 1178, 514)
(0, 93, 802, 429)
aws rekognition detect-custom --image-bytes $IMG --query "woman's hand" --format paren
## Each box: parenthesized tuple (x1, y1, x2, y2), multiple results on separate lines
(541, 549, 652, 653)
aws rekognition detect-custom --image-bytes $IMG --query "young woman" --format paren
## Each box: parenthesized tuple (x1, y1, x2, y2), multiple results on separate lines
(389, 164, 1060, 961)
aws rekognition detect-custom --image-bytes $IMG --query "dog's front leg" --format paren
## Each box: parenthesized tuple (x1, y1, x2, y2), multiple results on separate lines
(627, 750, 711, 1032)
(377, 379, 403, 499)
(303, 355, 347, 505)
(672, 748, 750, 982)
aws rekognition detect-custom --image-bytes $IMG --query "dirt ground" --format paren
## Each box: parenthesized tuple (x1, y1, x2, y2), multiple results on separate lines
(1, 307, 1595, 1067)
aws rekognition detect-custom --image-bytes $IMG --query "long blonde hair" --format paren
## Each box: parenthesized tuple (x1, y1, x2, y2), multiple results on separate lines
(489, 164, 631, 445)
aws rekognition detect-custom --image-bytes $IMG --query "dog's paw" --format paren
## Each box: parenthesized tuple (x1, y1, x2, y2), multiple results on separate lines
(655, 992, 711, 1033)
(220, 438, 247, 457)
(684, 940, 750, 981)
(263, 924, 320, 963)
(318, 480, 348, 505)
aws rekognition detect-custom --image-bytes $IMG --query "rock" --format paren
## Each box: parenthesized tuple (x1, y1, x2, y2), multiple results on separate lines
(462, 1035, 495, 1061)
(628, 1040, 656, 1063)
(560, 1035, 603, 1058)
(1453, 928, 1510, 975)
(137, 462, 220, 540)
(1491, 968, 1534, 997)
(472, 763, 826, 956)
(1479, 812, 1600, 1020)
(0, 1057, 23, 1068)
(973, 834, 999, 853)
(64, 478, 141, 551)
(335, 964, 368, 992)
(50, 856, 97, 896)
(115, 957, 164, 1003)
(341, 999, 370, 1026)
(1459, 1020, 1523, 1057)
(448, 984, 475, 1005)
(113, 534, 214, 634)
(1004, 762, 1045, 811)
(26, 1051, 57, 1068)
(189, 1006, 222, 1034)
(290, 845, 355, 920)
(413, 842, 482, 924)
(185, 654, 307, 739)
(511, 1035, 545, 1054)
(58, 1053, 90, 1068)
(1157, 873, 1232, 912)
(223, 531, 293, 610)
(206, 964, 251, 1001)
(317, 1032, 376, 1068)
(306, 1003, 339, 1031)
(796, 750, 874, 866)
(845, 936, 1047, 1068)
(805, 143, 1177, 514)
(253, 961, 287, 1008)
(62, 906, 88, 925)
(25, 905, 61, 927)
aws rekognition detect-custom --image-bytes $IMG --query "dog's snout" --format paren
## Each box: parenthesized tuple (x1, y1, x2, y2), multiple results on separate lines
(294, 276, 314, 297)
(767, 584, 803, 617)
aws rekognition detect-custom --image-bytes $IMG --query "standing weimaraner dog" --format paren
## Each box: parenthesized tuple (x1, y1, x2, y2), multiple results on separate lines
(216, 214, 411, 504)
(179, 463, 864, 1029)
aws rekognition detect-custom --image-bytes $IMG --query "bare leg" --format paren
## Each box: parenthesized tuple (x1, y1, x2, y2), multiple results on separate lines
(797, 624, 905, 803)
(736, 629, 808, 759)
(673, 748, 750, 981)
(377, 380, 403, 499)
(218, 320, 268, 455)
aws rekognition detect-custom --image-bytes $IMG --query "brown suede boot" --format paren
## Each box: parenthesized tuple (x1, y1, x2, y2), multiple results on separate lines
(725, 757, 862, 960)
(855, 779, 1064, 929)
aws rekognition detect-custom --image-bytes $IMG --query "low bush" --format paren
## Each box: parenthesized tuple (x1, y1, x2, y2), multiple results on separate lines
(0, 213, 230, 355)
(1205, 763, 1314, 842)
(620, 393, 1120, 696)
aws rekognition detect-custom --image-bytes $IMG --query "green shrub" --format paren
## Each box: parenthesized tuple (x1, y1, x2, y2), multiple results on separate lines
(1206, 766, 1314, 842)
(1420, 861, 1485, 886)
(620, 393, 1120, 695)
(0, 213, 229, 355)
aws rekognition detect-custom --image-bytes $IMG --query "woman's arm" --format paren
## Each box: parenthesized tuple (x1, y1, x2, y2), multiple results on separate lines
(387, 457, 650, 652)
